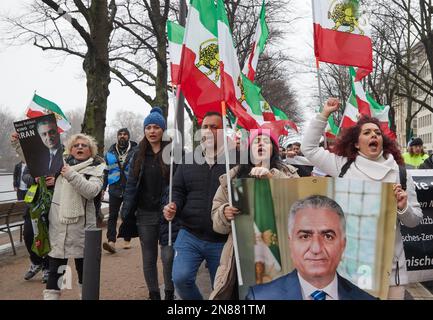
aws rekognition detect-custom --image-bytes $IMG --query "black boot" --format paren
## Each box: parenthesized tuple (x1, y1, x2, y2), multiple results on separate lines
(164, 290, 175, 300)
(149, 291, 161, 300)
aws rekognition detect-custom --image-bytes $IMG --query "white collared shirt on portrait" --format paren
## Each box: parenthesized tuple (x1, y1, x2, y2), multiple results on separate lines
(298, 273, 339, 300)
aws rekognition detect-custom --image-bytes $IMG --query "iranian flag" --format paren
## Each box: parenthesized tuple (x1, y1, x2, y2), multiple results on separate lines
(242, 0, 269, 81)
(312, 0, 372, 80)
(241, 74, 298, 135)
(216, 0, 259, 130)
(367, 93, 396, 140)
(254, 179, 282, 277)
(327, 67, 396, 139)
(178, 0, 222, 123)
(167, 21, 185, 86)
(26, 93, 71, 133)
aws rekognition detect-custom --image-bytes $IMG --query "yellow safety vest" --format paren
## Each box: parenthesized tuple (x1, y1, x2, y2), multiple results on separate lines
(24, 184, 38, 204)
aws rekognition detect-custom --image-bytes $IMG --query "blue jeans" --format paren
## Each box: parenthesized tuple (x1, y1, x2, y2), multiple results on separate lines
(172, 229, 225, 300)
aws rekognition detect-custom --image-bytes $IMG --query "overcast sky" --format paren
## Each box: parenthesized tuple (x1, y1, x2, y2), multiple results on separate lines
(0, 0, 316, 136)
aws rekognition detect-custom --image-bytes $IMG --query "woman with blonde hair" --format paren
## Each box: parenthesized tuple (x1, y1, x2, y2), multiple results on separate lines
(43, 133, 105, 300)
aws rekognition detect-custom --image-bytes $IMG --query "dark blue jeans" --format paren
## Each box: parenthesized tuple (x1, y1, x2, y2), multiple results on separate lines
(172, 229, 225, 300)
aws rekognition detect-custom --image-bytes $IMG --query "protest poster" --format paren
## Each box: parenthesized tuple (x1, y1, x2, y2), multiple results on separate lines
(14, 113, 63, 177)
(232, 177, 397, 300)
(402, 170, 433, 283)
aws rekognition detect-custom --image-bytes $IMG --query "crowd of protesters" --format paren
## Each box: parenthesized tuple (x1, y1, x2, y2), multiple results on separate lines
(9, 96, 433, 300)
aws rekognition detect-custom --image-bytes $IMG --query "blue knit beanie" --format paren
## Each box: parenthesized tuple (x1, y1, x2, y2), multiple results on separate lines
(143, 107, 166, 131)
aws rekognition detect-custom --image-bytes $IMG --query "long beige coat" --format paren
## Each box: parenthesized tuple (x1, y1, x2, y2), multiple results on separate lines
(48, 161, 105, 259)
(209, 164, 299, 300)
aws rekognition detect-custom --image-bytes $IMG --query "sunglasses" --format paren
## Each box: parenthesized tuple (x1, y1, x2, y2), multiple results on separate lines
(72, 143, 89, 148)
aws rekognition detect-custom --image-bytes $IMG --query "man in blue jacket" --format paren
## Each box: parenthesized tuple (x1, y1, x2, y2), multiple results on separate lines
(102, 128, 137, 253)
(246, 195, 376, 300)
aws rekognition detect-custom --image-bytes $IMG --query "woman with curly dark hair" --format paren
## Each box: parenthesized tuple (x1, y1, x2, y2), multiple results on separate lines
(302, 98, 422, 300)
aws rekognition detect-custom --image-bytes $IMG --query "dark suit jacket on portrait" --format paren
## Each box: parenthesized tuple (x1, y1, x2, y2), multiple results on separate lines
(245, 270, 377, 300)
(34, 145, 64, 177)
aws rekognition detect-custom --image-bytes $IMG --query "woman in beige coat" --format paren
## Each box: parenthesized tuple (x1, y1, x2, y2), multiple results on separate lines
(43, 133, 105, 300)
(210, 129, 299, 300)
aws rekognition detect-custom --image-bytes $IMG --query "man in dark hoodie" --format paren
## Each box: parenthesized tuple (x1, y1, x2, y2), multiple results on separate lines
(102, 128, 137, 253)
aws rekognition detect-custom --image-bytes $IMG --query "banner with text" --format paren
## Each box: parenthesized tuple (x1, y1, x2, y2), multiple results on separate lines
(14, 114, 63, 177)
(402, 170, 433, 283)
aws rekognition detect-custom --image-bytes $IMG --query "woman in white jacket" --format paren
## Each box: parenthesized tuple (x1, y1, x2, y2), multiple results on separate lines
(43, 133, 105, 300)
(301, 98, 422, 300)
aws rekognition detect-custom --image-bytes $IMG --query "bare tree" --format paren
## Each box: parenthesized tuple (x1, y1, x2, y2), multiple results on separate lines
(104, 110, 145, 152)
(0, 107, 20, 171)
(110, 0, 170, 117)
(3, 0, 117, 153)
(368, 0, 433, 141)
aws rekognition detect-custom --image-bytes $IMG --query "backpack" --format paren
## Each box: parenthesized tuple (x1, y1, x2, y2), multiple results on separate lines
(338, 159, 407, 190)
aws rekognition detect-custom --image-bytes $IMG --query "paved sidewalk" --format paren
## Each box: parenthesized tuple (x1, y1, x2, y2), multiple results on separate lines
(0, 225, 212, 300)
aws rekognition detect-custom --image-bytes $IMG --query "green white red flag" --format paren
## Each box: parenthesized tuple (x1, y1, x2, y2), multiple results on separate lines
(242, 0, 269, 81)
(167, 21, 185, 86)
(25, 93, 71, 133)
(178, 0, 222, 123)
(326, 67, 395, 139)
(254, 179, 282, 276)
(240, 74, 297, 135)
(312, 0, 372, 80)
(216, 0, 259, 129)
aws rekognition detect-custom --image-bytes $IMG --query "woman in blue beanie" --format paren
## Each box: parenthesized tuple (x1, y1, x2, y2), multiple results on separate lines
(120, 107, 177, 300)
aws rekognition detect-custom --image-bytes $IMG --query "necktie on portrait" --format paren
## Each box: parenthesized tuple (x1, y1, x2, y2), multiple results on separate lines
(311, 290, 326, 300)
(49, 152, 54, 169)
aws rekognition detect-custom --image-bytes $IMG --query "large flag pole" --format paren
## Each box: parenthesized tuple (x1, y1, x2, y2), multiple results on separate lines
(220, 62, 243, 286)
(176, 0, 187, 151)
(168, 83, 181, 246)
(167, 0, 188, 246)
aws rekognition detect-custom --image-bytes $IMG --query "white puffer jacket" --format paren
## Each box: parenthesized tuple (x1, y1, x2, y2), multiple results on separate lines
(302, 114, 423, 286)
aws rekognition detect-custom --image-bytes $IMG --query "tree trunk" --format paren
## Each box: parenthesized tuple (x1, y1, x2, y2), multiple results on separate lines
(405, 98, 413, 143)
(81, 1, 112, 155)
(154, 27, 169, 118)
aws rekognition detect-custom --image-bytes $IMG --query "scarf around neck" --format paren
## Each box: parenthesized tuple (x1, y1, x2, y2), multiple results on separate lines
(59, 158, 95, 225)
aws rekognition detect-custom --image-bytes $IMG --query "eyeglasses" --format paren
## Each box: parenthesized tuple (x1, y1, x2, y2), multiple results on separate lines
(72, 143, 89, 148)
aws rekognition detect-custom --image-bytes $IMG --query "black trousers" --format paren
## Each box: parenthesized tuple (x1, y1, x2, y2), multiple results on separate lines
(23, 212, 48, 269)
(46, 257, 83, 290)
(16, 189, 27, 201)
(136, 219, 160, 293)
(106, 195, 131, 242)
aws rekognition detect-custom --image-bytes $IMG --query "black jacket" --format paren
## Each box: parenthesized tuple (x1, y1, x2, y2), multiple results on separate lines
(165, 151, 235, 243)
(420, 155, 433, 169)
(120, 141, 171, 220)
(13, 162, 24, 189)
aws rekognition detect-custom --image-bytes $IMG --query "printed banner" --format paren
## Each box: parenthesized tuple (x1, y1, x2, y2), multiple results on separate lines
(402, 170, 433, 282)
(232, 177, 397, 300)
(14, 114, 63, 177)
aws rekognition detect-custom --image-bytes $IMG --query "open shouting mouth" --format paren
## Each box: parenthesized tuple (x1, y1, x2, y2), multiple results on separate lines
(368, 140, 379, 151)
